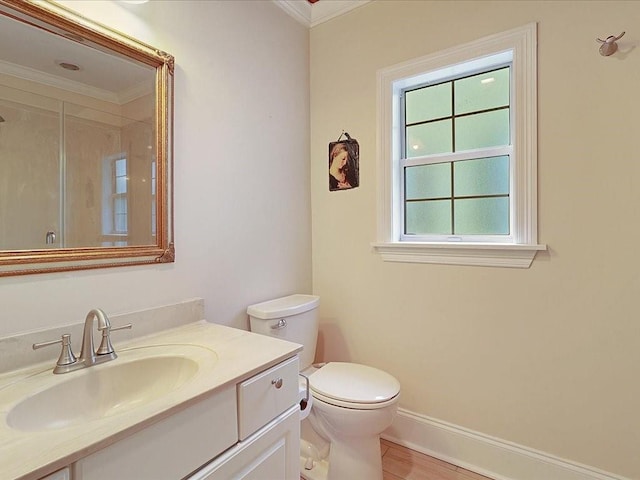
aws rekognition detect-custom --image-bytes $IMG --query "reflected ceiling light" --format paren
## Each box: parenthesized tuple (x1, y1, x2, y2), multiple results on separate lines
(481, 77, 495, 84)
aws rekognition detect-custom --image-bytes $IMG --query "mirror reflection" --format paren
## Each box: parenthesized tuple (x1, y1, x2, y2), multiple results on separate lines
(0, 0, 174, 276)
(0, 10, 156, 249)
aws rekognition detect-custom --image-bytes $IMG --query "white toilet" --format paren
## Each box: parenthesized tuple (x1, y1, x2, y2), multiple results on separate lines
(247, 294, 400, 480)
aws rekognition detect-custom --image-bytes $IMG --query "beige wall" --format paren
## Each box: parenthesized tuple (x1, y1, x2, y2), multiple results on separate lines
(310, 1, 639, 478)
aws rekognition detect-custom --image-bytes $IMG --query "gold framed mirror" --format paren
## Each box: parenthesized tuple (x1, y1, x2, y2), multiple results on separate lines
(0, 0, 174, 276)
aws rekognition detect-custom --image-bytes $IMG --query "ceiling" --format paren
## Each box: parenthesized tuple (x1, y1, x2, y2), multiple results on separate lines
(0, 10, 153, 103)
(0, 0, 369, 103)
(273, 0, 371, 28)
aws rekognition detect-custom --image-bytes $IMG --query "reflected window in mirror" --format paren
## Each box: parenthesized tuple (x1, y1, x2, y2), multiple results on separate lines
(101, 155, 129, 246)
(151, 160, 156, 237)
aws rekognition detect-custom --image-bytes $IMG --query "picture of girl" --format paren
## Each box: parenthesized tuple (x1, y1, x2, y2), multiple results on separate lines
(329, 139, 359, 191)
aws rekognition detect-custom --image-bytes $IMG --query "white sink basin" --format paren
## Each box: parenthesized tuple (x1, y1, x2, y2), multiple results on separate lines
(3, 345, 217, 432)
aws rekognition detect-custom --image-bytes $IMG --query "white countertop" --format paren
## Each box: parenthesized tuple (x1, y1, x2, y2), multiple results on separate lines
(0, 321, 302, 480)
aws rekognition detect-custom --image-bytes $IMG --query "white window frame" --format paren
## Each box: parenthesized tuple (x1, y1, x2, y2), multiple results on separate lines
(112, 157, 128, 234)
(373, 23, 546, 268)
(101, 154, 129, 245)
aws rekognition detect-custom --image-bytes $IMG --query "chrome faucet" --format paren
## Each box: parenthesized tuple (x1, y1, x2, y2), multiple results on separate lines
(79, 308, 114, 367)
(33, 308, 132, 374)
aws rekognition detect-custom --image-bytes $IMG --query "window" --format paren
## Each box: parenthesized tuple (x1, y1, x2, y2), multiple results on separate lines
(101, 155, 128, 246)
(374, 24, 545, 268)
(151, 160, 156, 237)
(404, 66, 511, 238)
(113, 157, 128, 234)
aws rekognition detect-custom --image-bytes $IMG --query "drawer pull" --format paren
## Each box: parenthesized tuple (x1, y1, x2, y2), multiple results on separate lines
(271, 378, 283, 389)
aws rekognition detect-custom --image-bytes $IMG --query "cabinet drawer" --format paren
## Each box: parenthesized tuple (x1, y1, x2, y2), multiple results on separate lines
(39, 468, 70, 480)
(237, 356, 299, 440)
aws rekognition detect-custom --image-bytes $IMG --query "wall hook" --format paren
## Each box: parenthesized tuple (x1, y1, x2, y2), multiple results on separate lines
(597, 31, 625, 56)
(337, 131, 352, 142)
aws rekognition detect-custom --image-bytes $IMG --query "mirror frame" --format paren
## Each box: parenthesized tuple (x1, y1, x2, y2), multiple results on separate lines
(0, 0, 174, 277)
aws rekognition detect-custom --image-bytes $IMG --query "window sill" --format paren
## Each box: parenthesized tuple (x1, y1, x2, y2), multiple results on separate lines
(371, 242, 547, 268)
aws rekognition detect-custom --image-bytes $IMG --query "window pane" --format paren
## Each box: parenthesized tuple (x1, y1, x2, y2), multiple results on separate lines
(114, 197, 127, 214)
(405, 163, 451, 200)
(454, 67, 509, 115)
(151, 201, 156, 235)
(454, 197, 509, 235)
(454, 156, 509, 197)
(455, 109, 509, 151)
(115, 213, 127, 233)
(151, 161, 156, 195)
(406, 119, 452, 157)
(406, 200, 451, 235)
(115, 158, 127, 177)
(405, 83, 451, 124)
(115, 176, 127, 194)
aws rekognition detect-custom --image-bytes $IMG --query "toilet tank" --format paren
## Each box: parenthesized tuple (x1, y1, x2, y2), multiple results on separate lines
(247, 294, 320, 370)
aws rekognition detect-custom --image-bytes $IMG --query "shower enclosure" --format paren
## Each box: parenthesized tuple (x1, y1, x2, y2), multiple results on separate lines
(0, 82, 155, 250)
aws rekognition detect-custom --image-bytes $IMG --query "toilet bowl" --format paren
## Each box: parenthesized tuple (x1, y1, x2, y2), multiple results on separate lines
(305, 362, 399, 480)
(247, 295, 401, 480)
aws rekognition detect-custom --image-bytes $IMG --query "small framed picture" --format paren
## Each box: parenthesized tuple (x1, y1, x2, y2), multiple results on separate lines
(328, 139, 359, 191)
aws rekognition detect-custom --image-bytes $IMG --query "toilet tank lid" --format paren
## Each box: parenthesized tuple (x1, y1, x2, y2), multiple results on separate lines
(247, 294, 320, 319)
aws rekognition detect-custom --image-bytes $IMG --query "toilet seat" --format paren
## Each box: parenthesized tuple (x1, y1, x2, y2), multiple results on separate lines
(309, 362, 400, 410)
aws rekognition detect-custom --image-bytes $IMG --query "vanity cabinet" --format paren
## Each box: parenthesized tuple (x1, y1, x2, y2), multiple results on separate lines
(73, 386, 238, 480)
(191, 356, 300, 480)
(71, 356, 300, 480)
(190, 406, 299, 480)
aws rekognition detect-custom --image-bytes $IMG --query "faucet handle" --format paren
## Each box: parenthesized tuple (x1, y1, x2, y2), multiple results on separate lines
(96, 323, 132, 355)
(33, 334, 78, 371)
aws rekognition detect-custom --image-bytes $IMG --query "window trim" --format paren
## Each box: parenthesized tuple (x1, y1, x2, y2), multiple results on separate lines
(374, 23, 546, 268)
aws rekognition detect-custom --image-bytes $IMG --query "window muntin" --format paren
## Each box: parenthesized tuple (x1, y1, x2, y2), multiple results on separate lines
(401, 66, 511, 239)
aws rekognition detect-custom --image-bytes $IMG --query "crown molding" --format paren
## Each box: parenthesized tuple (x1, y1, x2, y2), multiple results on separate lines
(274, 0, 371, 28)
(274, 0, 312, 26)
(0, 59, 152, 105)
(0, 59, 119, 104)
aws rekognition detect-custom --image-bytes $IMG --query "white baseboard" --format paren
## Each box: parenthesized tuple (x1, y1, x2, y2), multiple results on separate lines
(382, 408, 629, 480)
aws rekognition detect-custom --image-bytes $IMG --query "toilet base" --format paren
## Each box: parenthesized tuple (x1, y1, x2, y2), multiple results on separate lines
(300, 456, 328, 480)
(299, 436, 383, 480)
(328, 435, 383, 480)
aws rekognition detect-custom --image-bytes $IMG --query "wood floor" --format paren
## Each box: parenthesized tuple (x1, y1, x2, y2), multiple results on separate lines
(300, 438, 494, 480)
(381, 439, 494, 480)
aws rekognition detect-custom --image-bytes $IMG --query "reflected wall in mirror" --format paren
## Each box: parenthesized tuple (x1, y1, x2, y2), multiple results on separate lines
(0, 0, 174, 276)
